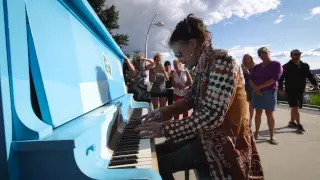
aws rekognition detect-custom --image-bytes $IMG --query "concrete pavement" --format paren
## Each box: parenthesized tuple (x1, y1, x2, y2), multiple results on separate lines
(256, 106, 320, 180)
(160, 106, 320, 179)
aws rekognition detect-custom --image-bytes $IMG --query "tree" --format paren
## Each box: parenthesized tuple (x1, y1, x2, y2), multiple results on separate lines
(124, 52, 131, 58)
(88, 0, 129, 48)
(133, 51, 142, 58)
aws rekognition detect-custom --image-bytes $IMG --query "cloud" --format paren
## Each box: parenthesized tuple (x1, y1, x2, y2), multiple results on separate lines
(105, 0, 281, 57)
(271, 47, 320, 59)
(313, 46, 320, 52)
(227, 45, 320, 63)
(227, 44, 270, 62)
(224, 21, 233, 26)
(274, 14, 284, 24)
(304, 7, 320, 20)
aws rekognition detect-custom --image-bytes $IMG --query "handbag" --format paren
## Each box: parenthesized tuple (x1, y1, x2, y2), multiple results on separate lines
(129, 76, 151, 103)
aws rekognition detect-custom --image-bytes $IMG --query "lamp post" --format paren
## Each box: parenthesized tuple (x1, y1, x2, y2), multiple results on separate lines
(144, 12, 164, 58)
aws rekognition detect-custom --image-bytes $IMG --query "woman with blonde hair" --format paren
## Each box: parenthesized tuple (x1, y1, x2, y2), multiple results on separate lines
(172, 59, 192, 119)
(149, 53, 169, 109)
(242, 54, 256, 127)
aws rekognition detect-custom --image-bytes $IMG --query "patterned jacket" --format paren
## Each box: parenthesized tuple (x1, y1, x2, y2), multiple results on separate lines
(163, 46, 264, 180)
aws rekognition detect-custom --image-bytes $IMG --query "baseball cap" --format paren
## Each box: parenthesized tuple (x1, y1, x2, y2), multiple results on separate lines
(291, 49, 302, 55)
(257, 46, 270, 56)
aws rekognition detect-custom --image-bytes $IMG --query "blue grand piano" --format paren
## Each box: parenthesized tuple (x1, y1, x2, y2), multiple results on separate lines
(0, 0, 161, 179)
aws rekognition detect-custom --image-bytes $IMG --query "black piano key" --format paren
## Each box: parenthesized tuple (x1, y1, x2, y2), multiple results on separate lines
(116, 147, 138, 152)
(117, 145, 139, 150)
(118, 141, 140, 146)
(109, 159, 137, 166)
(113, 150, 138, 156)
(116, 144, 139, 149)
(111, 166, 136, 169)
(111, 155, 138, 161)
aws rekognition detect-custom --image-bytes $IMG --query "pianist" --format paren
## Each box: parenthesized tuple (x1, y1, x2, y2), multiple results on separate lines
(135, 14, 264, 180)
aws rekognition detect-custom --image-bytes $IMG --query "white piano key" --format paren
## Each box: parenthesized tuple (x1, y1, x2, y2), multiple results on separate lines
(108, 161, 152, 169)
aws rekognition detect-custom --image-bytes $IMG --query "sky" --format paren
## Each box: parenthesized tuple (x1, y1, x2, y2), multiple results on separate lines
(106, 0, 320, 69)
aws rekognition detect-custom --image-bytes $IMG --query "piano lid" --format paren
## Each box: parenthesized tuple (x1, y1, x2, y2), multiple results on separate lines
(25, 0, 127, 127)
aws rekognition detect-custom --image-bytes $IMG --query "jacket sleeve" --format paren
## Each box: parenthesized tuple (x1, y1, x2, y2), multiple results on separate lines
(163, 55, 238, 143)
(278, 64, 286, 90)
(306, 64, 318, 87)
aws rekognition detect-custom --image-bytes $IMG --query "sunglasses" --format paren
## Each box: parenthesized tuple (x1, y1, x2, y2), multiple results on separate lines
(172, 41, 190, 58)
(258, 51, 269, 57)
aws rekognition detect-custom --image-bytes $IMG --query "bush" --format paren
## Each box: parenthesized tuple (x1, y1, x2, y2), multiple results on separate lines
(309, 94, 320, 106)
(277, 92, 320, 106)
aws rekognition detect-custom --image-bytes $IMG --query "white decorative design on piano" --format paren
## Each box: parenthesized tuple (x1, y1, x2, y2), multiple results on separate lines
(102, 52, 113, 79)
(79, 81, 109, 112)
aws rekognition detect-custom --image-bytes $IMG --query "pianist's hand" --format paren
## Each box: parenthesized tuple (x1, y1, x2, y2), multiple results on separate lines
(139, 109, 163, 124)
(135, 122, 162, 138)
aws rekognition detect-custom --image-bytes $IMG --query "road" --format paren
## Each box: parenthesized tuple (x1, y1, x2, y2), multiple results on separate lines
(156, 106, 320, 180)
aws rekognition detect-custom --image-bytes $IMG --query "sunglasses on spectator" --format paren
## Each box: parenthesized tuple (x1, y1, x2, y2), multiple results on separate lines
(258, 51, 269, 57)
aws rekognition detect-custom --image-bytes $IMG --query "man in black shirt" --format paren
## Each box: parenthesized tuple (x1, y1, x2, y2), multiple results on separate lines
(279, 49, 319, 132)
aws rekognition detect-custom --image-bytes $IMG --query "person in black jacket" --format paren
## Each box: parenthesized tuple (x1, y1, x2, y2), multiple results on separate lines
(279, 49, 319, 132)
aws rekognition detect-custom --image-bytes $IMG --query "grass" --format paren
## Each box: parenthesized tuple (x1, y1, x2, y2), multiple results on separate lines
(277, 93, 320, 106)
(309, 94, 320, 106)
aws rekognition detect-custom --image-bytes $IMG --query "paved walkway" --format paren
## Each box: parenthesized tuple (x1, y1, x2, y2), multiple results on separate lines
(159, 106, 320, 180)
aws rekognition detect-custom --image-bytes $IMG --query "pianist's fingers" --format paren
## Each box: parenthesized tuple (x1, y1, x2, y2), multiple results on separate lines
(135, 123, 152, 131)
(135, 122, 161, 133)
(139, 130, 158, 139)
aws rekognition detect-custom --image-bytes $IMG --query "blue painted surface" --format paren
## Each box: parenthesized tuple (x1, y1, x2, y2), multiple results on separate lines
(25, 0, 126, 127)
(0, 1, 12, 178)
(5, 0, 52, 141)
(1, 0, 160, 179)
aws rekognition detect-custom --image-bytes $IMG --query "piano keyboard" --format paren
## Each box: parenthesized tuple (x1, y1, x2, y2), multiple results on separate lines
(108, 108, 154, 169)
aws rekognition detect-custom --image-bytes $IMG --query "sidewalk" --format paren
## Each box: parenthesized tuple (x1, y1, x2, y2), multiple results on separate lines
(157, 106, 320, 180)
(256, 106, 320, 180)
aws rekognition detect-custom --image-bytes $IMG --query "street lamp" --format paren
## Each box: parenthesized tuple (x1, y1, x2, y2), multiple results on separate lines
(144, 12, 164, 58)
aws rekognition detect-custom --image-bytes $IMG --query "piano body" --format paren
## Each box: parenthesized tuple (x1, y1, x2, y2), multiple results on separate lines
(0, 0, 161, 179)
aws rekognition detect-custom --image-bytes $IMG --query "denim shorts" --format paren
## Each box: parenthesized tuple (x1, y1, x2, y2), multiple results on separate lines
(252, 90, 277, 111)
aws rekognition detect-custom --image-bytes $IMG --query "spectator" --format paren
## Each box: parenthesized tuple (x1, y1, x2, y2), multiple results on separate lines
(249, 46, 283, 145)
(164, 61, 174, 106)
(242, 54, 255, 127)
(279, 49, 319, 133)
(172, 60, 192, 119)
(150, 53, 169, 109)
(125, 56, 154, 103)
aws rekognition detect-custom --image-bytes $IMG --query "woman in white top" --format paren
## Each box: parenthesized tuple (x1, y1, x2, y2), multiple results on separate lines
(172, 60, 193, 120)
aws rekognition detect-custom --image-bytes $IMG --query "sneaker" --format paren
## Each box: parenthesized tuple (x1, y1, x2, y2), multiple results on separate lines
(254, 132, 260, 140)
(288, 121, 298, 128)
(269, 138, 279, 145)
(297, 124, 305, 132)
